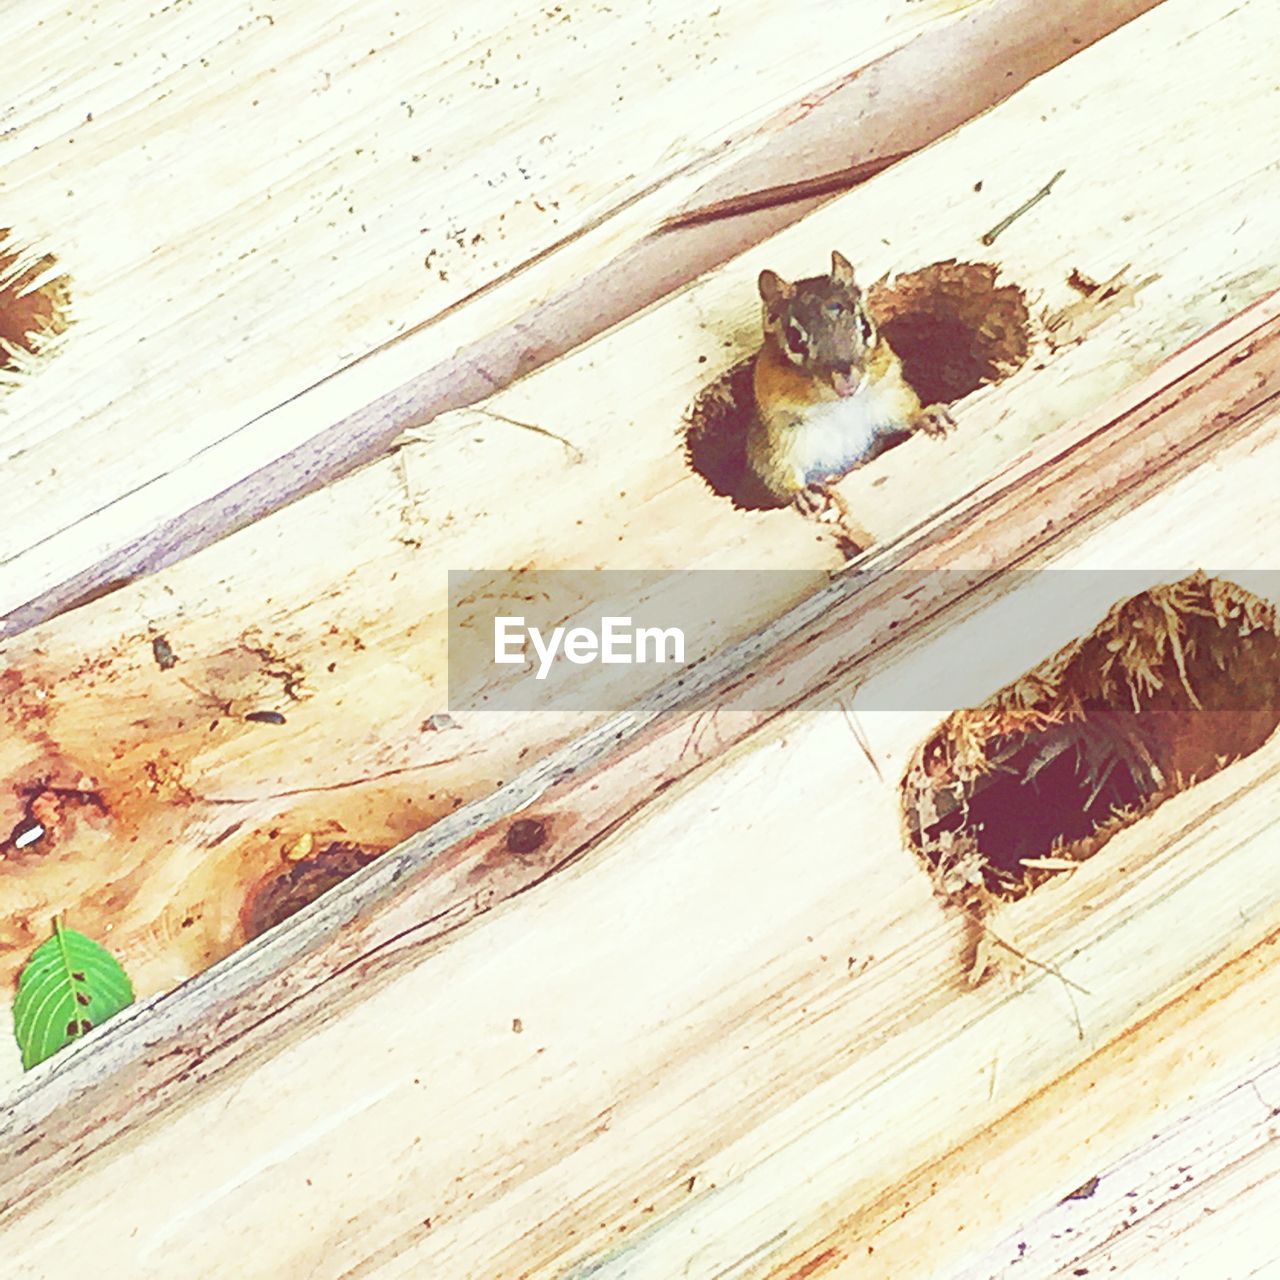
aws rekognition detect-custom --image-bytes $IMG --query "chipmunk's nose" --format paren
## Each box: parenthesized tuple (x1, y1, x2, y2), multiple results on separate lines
(831, 368, 860, 397)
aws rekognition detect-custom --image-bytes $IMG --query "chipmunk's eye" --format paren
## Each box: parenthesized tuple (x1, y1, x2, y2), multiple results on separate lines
(825, 300, 846, 316)
(784, 321, 808, 357)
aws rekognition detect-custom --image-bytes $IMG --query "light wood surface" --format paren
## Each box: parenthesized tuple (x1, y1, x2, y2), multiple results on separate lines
(4, 0, 1138, 625)
(4, 304, 1280, 1277)
(0, 0, 1273, 1021)
(954, 1050, 1280, 1278)
(2, 1, 1278, 1275)
(4, 282, 1280, 1280)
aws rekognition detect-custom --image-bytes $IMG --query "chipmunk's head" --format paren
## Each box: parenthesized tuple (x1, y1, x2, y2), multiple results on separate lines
(758, 251, 877, 397)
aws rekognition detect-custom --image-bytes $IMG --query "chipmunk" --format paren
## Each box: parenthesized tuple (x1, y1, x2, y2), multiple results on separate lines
(747, 250, 953, 515)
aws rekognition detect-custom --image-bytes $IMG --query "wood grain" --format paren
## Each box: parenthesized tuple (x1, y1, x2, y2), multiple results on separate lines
(0, 0, 1272, 1025)
(952, 1050, 1280, 1278)
(0, 3, 1276, 1271)
(2, 0, 1269, 1070)
(0, 0, 1157, 627)
(2, 281, 1279, 1279)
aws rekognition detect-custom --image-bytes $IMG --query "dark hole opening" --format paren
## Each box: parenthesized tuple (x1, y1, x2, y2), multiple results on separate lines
(0, 232, 70, 378)
(904, 575, 1280, 900)
(506, 817, 547, 855)
(242, 840, 384, 940)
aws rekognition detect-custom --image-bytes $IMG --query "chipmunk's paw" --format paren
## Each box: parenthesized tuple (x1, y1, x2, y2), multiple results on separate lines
(794, 482, 872, 556)
(794, 482, 847, 522)
(793, 484, 828, 519)
(914, 404, 955, 439)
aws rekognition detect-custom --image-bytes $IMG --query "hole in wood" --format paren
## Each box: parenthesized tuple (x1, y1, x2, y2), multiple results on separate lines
(0, 230, 71, 381)
(902, 574, 1280, 903)
(505, 817, 547, 855)
(241, 840, 384, 940)
(684, 259, 1030, 508)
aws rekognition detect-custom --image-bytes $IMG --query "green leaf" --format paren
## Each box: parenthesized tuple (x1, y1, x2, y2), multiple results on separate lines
(12, 919, 134, 1070)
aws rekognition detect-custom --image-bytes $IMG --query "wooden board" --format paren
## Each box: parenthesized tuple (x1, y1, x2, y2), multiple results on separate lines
(955, 1049, 1280, 1277)
(3, 3, 1279, 1270)
(0, 0, 1273, 1041)
(0, 0, 1158, 627)
(4, 287, 1280, 1277)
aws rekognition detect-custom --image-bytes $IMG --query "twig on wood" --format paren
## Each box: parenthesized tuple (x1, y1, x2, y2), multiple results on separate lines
(960, 901, 1087, 1041)
(837, 697, 882, 782)
(981, 168, 1066, 246)
(929, 837, 1086, 1039)
(679, 706, 722, 764)
(477, 409, 585, 463)
(1248, 1079, 1280, 1119)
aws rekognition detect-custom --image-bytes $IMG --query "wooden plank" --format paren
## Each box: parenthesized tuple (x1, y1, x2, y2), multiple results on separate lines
(3, 233, 1280, 1273)
(953, 1051, 1280, 1278)
(0, 0, 1264, 1080)
(0, 0, 1155, 626)
(761, 855, 1280, 1280)
(3, 299, 1280, 1275)
(0, 0, 1271, 1023)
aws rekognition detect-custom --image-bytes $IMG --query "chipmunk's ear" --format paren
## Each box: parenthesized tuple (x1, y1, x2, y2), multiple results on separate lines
(830, 251, 858, 293)
(758, 269, 793, 311)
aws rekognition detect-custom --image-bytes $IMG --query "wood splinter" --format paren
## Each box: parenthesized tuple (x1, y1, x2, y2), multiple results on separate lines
(658, 152, 912, 231)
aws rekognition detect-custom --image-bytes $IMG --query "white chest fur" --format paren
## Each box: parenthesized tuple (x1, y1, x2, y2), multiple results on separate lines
(774, 381, 896, 488)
